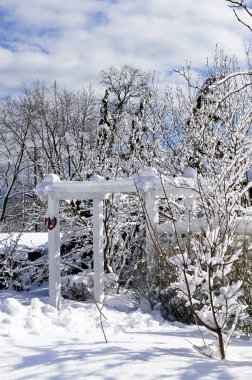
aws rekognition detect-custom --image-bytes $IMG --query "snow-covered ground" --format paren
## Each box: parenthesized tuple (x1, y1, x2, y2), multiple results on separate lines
(0, 286, 251, 380)
(0, 233, 251, 379)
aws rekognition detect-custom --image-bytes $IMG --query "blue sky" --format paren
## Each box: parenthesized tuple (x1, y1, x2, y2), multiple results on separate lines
(0, 0, 251, 97)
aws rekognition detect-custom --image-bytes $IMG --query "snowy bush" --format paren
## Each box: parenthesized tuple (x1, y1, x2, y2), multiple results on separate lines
(61, 271, 119, 301)
(230, 239, 252, 335)
(61, 272, 94, 301)
(0, 233, 48, 290)
(160, 288, 195, 324)
(167, 227, 247, 359)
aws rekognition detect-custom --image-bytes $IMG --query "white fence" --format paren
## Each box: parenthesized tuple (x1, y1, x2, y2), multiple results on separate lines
(35, 167, 252, 310)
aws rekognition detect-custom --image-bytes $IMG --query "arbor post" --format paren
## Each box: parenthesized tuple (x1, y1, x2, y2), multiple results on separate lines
(93, 197, 105, 303)
(145, 192, 159, 264)
(135, 167, 159, 264)
(47, 194, 61, 310)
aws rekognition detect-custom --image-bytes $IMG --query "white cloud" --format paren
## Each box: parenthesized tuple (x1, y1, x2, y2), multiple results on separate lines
(0, 0, 250, 97)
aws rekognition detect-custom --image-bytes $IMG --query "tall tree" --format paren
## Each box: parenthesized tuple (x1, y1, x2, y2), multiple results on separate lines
(0, 95, 34, 226)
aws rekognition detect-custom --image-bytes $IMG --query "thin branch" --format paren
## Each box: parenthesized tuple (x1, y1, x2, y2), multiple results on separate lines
(94, 299, 108, 343)
(233, 9, 252, 31)
(226, 0, 252, 31)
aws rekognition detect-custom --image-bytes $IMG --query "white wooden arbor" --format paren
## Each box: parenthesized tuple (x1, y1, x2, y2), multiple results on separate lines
(35, 168, 157, 309)
(35, 167, 252, 310)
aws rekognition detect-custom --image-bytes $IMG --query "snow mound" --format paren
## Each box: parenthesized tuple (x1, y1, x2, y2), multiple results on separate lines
(0, 295, 173, 338)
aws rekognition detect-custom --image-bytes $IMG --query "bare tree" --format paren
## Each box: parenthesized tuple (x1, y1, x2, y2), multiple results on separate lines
(0, 95, 34, 226)
(98, 65, 166, 177)
(24, 81, 98, 181)
(0, 81, 99, 231)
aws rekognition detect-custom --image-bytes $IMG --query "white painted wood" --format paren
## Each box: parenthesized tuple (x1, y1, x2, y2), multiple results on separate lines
(47, 195, 61, 310)
(145, 192, 159, 264)
(135, 168, 160, 264)
(49, 176, 199, 200)
(53, 179, 136, 194)
(93, 198, 105, 304)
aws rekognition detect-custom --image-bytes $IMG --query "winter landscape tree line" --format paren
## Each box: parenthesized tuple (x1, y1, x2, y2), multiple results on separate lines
(0, 0, 252, 360)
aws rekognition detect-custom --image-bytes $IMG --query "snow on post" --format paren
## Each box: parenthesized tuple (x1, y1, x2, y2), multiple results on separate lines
(35, 174, 61, 201)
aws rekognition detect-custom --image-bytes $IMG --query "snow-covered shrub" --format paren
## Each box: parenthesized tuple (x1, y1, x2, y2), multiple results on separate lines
(230, 239, 252, 335)
(129, 261, 160, 307)
(167, 225, 247, 359)
(61, 271, 119, 301)
(0, 233, 48, 290)
(0, 234, 26, 289)
(160, 288, 194, 324)
(61, 272, 93, 301)
(156, 160, 251, 359)
(128, 239, 182, 314)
